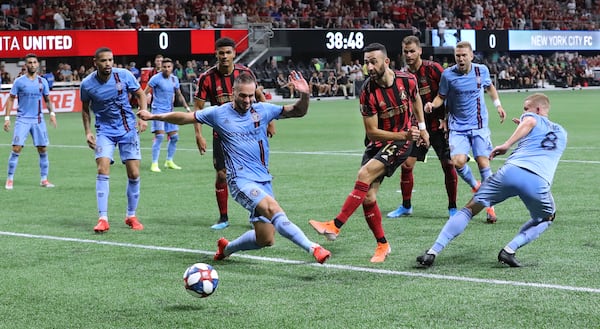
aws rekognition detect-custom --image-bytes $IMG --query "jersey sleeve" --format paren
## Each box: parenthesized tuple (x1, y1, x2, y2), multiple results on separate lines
(125, 70, 141, 92)
(438, 71, 449, 98)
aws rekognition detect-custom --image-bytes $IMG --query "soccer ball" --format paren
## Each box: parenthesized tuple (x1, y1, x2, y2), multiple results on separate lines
(183, 263, 219, 298)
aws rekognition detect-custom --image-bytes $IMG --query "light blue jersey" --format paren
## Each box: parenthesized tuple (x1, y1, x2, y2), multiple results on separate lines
(148, 72, 179, 114)
(80, 68, 140, 137)
(194, 102, 283, 182)
(506, 112, 567, 184)
(439, 63, 492, 131)
(10, 74, 50, 123)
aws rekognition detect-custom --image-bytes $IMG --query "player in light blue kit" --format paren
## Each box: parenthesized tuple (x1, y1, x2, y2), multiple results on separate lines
(81, 47, 148, 233)
(424, 41, 506, 223)
(144, 57, 191, 172)
(3, 53, 57, 190)
(138, 72, 331, 264)
(417, 93, 567, 267)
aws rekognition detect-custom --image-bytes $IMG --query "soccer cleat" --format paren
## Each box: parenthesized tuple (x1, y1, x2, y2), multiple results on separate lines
(386, 205, 413, 218)
(486, 206, 497, 224)
(125, 215, 144, 230)
(5, 179, 13, 190)
(211, 221, 230, 230)
(370, 242, 391, 263)
(312, 245, 331, 264)
(498, 249, 521, 267)
(308, 220, 340, 241)
(150, 162, 161, 172)
(416, 251, 436, 267)
(40, 180, 55, 188)
(448, 208, 458, 217)
(471, 180, 481, 193)
(164, 160, 182, 170)
(94, 219, 110, 233)
(214, 237, 230, 261)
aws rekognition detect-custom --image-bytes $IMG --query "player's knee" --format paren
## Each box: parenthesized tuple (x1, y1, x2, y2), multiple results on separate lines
(169, 134, 178, 142)
(401, 162, 414, 171)
(216, 169, 227, 181)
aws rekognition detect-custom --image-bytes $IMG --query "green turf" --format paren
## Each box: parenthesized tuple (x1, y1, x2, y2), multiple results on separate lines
(0, 89, 599, 328)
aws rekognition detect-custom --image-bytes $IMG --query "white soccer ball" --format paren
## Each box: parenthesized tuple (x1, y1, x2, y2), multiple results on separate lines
(183, 263, 219, 298)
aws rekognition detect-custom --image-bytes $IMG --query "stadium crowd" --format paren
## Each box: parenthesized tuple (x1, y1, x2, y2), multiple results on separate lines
(0, 0, 599, 31)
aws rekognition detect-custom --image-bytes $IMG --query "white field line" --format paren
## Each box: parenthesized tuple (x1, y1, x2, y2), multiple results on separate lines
(1, 231, 599, 294)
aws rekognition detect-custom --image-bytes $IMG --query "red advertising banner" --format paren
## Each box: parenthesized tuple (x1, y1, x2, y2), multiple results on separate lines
(0, 30, 138, 58)
(1, 89, 82, 113)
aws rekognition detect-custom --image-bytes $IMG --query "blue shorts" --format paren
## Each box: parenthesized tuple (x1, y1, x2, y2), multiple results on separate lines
(12, 120, 49, 147)
(95, 130, 141, 164)
(474, 163, 556, 219)
(449, 127, 493, 158)
(151, 120, 178, 134)
(228, 177, 273, 223)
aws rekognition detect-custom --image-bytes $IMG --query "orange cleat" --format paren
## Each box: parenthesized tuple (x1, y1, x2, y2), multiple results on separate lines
(370, 242, 391, 263)
(308, 220, 340, 241)
(125, 216, 144, 230)
(94, 219, 110, 233)
(312, 245, 331, 264)
(214, 237, 230, 261)
(486, 206, 497, 224)
(471, 180, 481, 193)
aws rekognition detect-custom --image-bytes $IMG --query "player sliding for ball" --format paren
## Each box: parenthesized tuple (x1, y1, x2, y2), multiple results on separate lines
(138, 71, 331, 264)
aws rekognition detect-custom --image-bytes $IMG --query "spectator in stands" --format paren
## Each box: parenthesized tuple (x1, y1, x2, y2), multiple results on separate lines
(326, 71, 339, 96)
(60, 64, 73, 82)
(53, 6, 66, 30)
(184, 60, 197, 81)
(41, 66, 54, 89)
(276, 72, 295, 98)
(336, 71, 353, 99)
(129, 62, 140, 81)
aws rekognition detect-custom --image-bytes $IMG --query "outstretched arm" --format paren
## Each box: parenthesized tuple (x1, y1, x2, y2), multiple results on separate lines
(137, 110, 198, 125)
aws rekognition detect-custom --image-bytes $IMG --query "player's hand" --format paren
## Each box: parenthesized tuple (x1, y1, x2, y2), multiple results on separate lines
(288, 71, 309, 94)
(3, 120, 10, 132)
(137, 119, 148, 133)
(497, 105, 506, 123)
(408, 126, 420, 141)
(424, 102, 434, 114)
(86, 133, 96, 150)
(511, 117, 520, 125)
(49, 115, 57, 128)
(195, 135, 207, 155)
(439, 119, 449, 139)
(418, 129, 430, 148)
(267, 121, 276, 138)
(137, 110, 152, 121)
(489, 143, 509, 160)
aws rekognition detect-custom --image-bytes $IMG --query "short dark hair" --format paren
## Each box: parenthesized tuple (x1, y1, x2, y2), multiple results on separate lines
(25, 53, 38, 61)
(364, 43, 387, 56)
(95, 47, 112, 58)
(215, 37, 236, 49)
(162, 57, 173, 64)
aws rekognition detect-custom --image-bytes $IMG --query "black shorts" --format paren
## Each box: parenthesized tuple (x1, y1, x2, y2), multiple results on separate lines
(409, 130, 451, 162)
(362, 140, 413, 183)
(212, 133, 226, 171)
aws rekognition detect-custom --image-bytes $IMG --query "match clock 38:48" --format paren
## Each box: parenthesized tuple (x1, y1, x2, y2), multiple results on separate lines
(325, 31, 365, 50)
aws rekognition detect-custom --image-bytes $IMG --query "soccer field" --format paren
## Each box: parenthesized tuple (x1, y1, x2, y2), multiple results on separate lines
(1, 89, 599, 328)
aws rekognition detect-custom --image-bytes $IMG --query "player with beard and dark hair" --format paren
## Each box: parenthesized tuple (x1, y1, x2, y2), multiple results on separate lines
(309, 43, 429, 263)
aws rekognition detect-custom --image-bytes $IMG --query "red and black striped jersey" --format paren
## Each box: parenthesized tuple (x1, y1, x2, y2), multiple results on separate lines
(359, 70, 418, 148)
(194, 64, 256, 105)
(407, 60, 445, 131)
